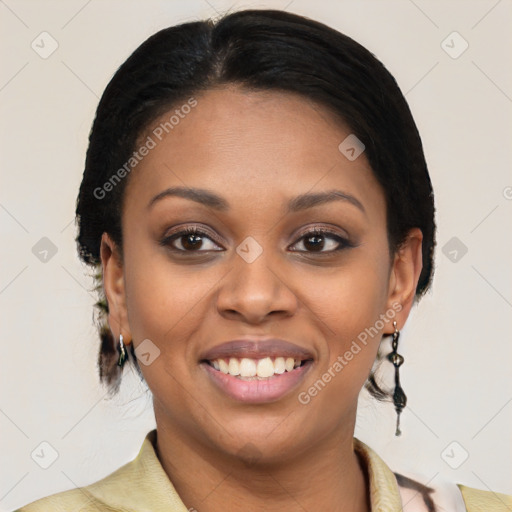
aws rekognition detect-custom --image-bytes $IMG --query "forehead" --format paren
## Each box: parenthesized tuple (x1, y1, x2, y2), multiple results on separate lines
(124, 86, 384, 216)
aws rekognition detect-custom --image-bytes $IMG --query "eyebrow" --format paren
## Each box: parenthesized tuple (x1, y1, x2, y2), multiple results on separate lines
(147, 186, 229, 211)
(288, 190, 365, 214)
(147, 186, 366, 215)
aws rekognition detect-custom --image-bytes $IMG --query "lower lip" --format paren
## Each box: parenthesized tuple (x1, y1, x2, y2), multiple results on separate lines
(201, 361, 313, 404)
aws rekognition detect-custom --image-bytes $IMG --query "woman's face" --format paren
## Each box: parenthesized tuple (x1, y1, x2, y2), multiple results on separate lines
(102, 86, 421, 463)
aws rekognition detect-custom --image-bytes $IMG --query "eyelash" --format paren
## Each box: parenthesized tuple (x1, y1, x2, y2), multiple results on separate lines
(159, 225, 353, 255)
(160, 226, 222, 253)
(291, 227, 353, 253)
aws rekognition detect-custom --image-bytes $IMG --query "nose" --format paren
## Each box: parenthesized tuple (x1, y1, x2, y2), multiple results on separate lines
(216, 247, 298, 325)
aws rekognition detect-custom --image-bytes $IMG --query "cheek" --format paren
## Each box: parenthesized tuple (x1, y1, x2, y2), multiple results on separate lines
(302, 247, 391, 385)
(122, 254, 212, 413)
(122, 239, 211, 365)
(301, 248, 391, 331)
(294, 271, 390, 430)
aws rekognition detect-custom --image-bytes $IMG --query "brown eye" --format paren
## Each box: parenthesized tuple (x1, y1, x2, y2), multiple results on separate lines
(181, 233, 204, 250)
(161, 227, 223, 252)
(290, 228, 350, 253)
(302, 233, 327, 252)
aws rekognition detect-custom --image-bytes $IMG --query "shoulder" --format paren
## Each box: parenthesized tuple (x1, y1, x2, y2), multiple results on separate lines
(394, 472, 512, 512)
(13, 489, 103, 511)
(12, 459, 134, 511)
(354, 437, 512, 512)
(458, 484, 512, 512)
(14, 431, 164, 512)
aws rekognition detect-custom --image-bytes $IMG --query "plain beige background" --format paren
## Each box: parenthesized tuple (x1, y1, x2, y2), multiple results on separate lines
(1, 0, 511, 509)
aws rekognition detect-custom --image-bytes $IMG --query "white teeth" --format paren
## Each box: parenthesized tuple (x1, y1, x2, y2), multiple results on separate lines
(239, 358, 257, 377)
(228, 358, 240, 376)
(256, 357, 275, 378)
(274, 357, 285, 374)
(209, 356, 306, 378)
(218, 359, 229, 374)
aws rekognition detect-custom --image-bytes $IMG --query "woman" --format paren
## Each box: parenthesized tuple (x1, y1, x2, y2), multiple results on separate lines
(15, 8, 511, 512)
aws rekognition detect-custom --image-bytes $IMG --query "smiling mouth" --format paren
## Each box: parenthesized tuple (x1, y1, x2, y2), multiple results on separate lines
(203, 356, 313, 380)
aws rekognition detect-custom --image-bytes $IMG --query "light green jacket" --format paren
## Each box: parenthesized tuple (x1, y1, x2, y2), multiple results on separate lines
(15, 430, 512, 511)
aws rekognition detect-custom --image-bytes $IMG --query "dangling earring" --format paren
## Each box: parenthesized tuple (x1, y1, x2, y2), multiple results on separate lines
(388, 321, 406, 436)
(117, 333, 128, 368)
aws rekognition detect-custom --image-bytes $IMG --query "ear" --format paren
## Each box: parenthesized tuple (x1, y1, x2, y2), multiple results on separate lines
(385, 228, 423, 333)
(100, 232, 132, 346)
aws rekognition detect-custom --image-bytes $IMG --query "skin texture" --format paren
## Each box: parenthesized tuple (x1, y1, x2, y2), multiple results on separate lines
(101, 86, 423, 512)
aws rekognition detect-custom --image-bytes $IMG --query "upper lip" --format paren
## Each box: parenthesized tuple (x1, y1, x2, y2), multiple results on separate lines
(200, 338, 315, 362)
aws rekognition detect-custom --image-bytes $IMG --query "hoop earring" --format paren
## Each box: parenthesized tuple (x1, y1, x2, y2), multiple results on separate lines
(388, 321, 406, 436)
(117, 333, 128, 368)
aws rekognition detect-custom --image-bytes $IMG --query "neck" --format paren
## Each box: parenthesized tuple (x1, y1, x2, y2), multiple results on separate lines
(153, 410, 370, 512)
